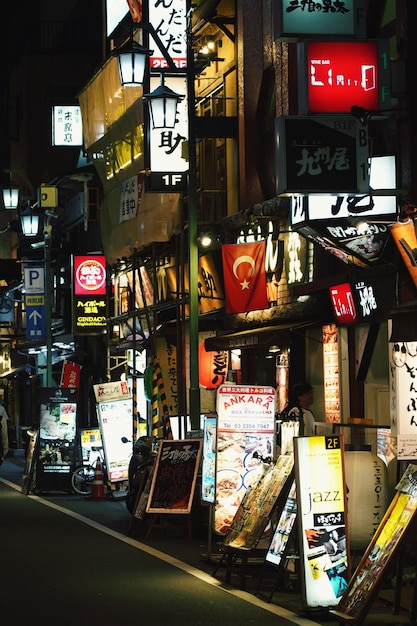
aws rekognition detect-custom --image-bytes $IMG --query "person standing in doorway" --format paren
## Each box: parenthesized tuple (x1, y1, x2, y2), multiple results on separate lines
(287, 381, 316, 436)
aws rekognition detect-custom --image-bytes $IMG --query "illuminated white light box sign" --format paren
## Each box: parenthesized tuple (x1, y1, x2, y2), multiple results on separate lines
(274, 0, 365, 40)
(291, 156, 397, 226)
(147, 75, 188, 192)
(52, 106, 83, 146)
(149, 0, 187, 69)
(389, 343, 417, 460)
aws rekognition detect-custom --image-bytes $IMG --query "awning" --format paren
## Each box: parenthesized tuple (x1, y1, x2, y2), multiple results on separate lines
(204, 321, 315, 352)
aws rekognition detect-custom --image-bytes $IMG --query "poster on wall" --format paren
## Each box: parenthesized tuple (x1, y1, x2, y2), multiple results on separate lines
(214, 384, 276, 535)
(97, 398, 133, 482)
(333, 464, 417, 624)
(294, 435, 349, 609)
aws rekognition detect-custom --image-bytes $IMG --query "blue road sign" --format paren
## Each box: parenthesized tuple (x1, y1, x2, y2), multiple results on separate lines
(26, 298, 46, 341)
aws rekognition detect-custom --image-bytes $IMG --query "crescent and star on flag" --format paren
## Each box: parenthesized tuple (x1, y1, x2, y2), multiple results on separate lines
(233, 255, 256, 290)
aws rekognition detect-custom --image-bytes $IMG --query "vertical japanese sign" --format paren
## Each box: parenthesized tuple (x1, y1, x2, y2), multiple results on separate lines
(72, 255, 107, 335)
(147, 75, 188, 192)
(146, 0, 188, 192)
(294, 435, 349, 609)
(214, 384, 276, 535)
(149, 0, 187, 69)
(390, 342, 417, 460)
(52, 105, 83, 146)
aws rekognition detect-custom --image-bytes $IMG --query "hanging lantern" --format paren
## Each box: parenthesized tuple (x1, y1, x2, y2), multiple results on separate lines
(112, 37, 152, 87)
(143, 77, 184, 129)
(3, 186, 19, 210)
(344, 446, 390, 550)
(199, 341, 228, 390)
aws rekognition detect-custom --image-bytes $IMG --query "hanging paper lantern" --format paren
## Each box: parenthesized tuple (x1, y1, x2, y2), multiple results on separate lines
(199, 341, 228, 389)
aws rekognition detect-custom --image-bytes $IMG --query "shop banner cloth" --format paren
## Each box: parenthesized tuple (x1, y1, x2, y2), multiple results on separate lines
(60, 360, 82, 389)
(221, 241, 269, 314)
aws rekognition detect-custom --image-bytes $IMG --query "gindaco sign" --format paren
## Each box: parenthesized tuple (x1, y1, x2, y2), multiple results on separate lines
(275, 116, 368, 195)
(297, 40, 391, 114)
(273, 0, 365, 40)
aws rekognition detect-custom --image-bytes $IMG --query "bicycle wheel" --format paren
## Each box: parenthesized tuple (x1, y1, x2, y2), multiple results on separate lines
(71, 465, 95, 496)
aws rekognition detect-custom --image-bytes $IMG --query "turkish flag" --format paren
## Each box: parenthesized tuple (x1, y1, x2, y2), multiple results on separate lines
(222, 241, 269, 314)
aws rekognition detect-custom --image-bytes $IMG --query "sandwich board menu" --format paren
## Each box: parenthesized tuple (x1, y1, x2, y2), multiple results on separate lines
(332, 463, 417, 624)
(146, 439, 202, 514)
(215, 385, 276, 535)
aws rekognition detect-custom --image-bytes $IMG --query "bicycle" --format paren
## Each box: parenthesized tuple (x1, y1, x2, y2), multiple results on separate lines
(71, 446, 108, 496)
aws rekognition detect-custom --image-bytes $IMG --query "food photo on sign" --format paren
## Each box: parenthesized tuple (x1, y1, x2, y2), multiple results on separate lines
(214, 385, 276, 535)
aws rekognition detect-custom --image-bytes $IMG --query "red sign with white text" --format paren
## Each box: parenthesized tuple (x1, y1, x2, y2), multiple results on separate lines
(330, 283, 357, 324)
(304, 41, 383, 113)
(74, 255, 106, 296)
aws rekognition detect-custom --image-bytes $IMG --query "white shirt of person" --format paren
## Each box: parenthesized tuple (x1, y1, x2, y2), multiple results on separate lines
(287, 406, 316, 436)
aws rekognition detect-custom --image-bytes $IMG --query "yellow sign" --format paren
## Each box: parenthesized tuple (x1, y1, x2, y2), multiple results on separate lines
(26, 295, 45, 306)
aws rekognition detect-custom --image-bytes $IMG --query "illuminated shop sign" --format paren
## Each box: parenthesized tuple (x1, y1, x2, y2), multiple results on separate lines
(147, 75, 188, 192)
(294, 435, 349, 609)
(149, 0, 187, 69)
(292, 156, 397, 226)
(74, 256, 107, 296)
(73, 255, 107, 335)
(274, 0, 365, 40)
(329, 283, 357, 325)
(329, 273, 396, 326)
(291, 155, 396, 266)
(52, 105, 83, 146)
(298, 40, 391, 114)
(275, 116, 368, 194)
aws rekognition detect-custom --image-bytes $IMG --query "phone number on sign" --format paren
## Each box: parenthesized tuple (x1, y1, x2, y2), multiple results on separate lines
(220, 422, 272, 431)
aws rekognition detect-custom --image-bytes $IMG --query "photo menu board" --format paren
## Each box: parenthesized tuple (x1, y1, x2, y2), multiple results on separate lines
(97, 399, 132, 482)
(333, 464, 417, 624)
(214, 385, 276, 535)
(222, 454, 293, 551)
(295, 435, 349, 609)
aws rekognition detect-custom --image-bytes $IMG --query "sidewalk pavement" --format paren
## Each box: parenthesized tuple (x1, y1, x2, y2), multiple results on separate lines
(2, 450, 416, 625)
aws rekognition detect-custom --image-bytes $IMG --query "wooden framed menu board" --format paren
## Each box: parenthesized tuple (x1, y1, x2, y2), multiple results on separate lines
(146, 439, 202, 514)
(332, 463, 417, 624)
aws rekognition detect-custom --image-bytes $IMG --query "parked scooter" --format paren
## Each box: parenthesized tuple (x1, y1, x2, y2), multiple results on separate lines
(122, 436, 156, 513)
